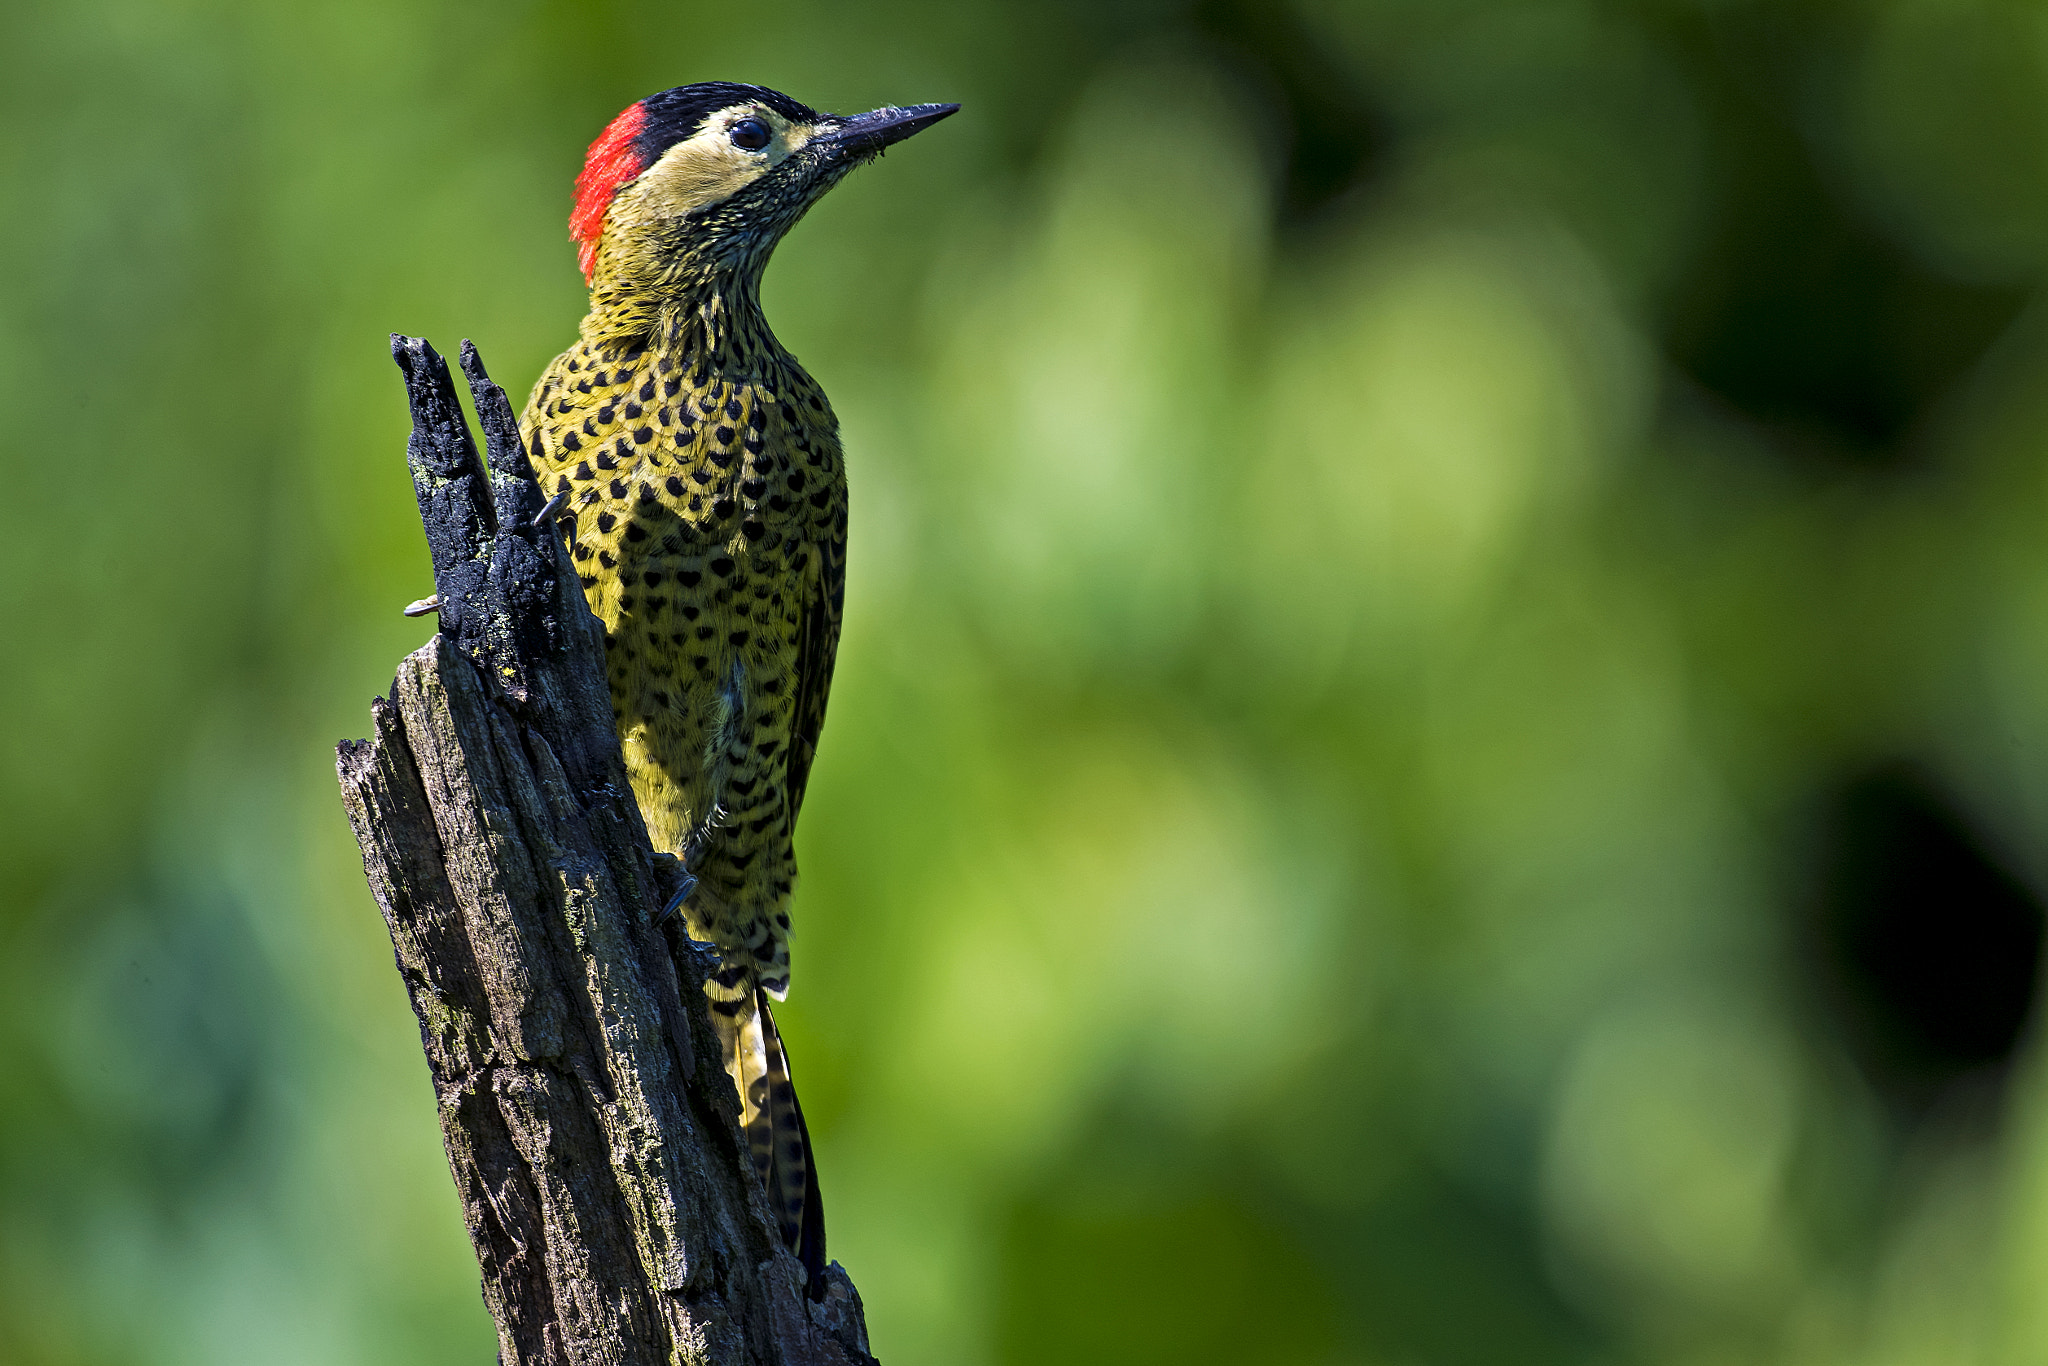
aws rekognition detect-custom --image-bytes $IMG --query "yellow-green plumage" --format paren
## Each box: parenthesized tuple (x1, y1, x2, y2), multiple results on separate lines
(514, 81, 955, 1286)
(525, 334, 845, 1001)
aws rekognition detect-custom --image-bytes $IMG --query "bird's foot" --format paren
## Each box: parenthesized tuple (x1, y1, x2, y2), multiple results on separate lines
(650, 852, 695, 926)
(531, 490, 570, 527)
(655, 868, 697, 926)
(653, 803, 729, 926)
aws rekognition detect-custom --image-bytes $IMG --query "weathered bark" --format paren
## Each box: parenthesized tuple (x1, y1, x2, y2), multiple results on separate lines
(336, 337, 874, 1366)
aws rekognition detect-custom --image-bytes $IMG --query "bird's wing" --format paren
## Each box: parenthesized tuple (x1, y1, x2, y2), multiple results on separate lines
(783, 530, 844, 826)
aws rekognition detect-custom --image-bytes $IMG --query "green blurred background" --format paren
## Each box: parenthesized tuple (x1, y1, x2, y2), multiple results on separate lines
(8, 0, 2048, 1361)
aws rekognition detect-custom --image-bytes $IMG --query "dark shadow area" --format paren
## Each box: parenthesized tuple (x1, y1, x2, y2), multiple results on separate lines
(1807, 764, 2043, 1115)
(1191, 0, 1392, 228)
(1654, 7, 2029, 468)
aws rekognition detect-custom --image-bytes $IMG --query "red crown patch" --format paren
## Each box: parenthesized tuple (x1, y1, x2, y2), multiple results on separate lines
(571, 102, 649, 282)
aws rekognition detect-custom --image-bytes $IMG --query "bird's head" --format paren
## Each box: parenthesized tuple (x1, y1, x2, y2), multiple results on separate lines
(571, 82, 957, 292)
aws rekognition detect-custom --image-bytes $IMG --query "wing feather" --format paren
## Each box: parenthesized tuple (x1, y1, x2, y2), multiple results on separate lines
(783, 535, 843, 826)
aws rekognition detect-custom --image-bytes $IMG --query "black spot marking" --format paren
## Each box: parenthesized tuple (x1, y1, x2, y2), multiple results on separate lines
(725, 398, 743, 420)
(741, 520, 764, 541)
(713, 498, 736, 519)
(596, 512, 616, 532)
(634, 427, 653, 444)
(563, 433, 583, 452)
(678, 571, 702, 588)
(625, 523, 648, 542)
(666, 476, 685, 496)
(710, 557, 735, 577)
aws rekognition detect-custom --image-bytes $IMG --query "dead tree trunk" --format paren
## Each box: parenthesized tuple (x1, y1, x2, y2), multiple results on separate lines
(335, 336, 874, 1366)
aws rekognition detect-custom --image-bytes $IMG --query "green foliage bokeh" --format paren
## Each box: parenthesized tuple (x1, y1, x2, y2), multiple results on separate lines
(7, 1, 2048, 1363)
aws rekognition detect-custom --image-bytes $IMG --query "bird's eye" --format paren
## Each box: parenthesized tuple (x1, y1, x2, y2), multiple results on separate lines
(730, 118, 772, 152)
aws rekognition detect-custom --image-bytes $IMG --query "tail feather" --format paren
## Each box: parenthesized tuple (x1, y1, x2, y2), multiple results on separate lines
(705, 980, 826, 1292)
(758, 997, 827, 1293)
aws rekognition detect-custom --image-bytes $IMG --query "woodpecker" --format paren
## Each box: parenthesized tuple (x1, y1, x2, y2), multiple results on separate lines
(518, 83, 956, 1286)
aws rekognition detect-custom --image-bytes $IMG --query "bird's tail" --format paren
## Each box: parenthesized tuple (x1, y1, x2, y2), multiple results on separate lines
(708, 982, 827, 1292)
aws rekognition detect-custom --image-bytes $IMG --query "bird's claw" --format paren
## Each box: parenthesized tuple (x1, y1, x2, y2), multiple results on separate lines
(403, 594, 441, 618)
(532, 490, 570, 527)
(656, 871, 698, 926)
(651, 804, 730, 926)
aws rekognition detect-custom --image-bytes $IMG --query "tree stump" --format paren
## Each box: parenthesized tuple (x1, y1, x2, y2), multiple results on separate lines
(335, 337, 874, 1366)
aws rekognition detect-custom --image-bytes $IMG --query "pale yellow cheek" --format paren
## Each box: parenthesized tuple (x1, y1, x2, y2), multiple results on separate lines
(626, 138, 771, 221)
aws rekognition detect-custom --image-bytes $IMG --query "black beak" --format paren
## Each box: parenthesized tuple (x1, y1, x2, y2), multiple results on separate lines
(818, 102, 960, 158)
